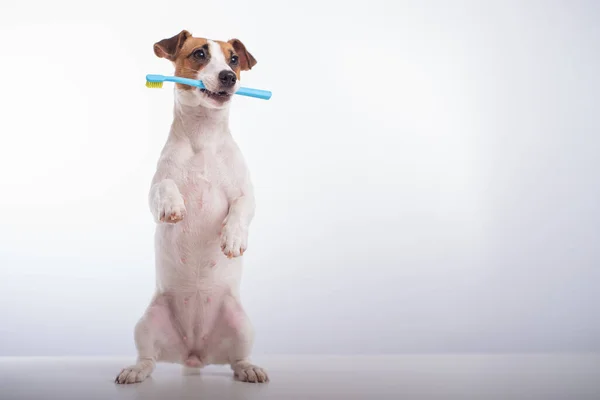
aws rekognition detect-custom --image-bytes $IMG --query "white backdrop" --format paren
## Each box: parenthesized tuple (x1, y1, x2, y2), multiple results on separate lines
(0, 0, 598, 356)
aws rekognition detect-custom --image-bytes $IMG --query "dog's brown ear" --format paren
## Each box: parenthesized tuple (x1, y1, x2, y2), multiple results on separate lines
(154, 30, 191, 61)
(228, 39, 257, 71)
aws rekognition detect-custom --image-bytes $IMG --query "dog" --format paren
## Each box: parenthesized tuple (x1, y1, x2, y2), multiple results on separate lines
(115, 30, 268, 384)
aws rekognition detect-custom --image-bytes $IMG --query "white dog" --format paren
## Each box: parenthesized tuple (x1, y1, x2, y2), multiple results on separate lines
(115, 30, 268, 384)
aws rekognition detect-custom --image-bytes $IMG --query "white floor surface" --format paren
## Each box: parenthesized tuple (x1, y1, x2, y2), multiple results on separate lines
(0, 354, 599, 399)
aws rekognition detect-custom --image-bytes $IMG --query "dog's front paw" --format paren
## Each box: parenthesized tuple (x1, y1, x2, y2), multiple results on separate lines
(220, 218, 248, 258)
(158, 197, 186, 224)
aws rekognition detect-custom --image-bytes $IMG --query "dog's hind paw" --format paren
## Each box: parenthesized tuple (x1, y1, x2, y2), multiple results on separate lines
(115, 361, 154, 384)
(232, 362, 269, 383)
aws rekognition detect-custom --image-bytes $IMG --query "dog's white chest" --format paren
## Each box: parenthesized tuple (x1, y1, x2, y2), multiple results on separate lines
(178, 142, 240, 192)
(180, 147, 234, 216)
(186, 147, 218, 182)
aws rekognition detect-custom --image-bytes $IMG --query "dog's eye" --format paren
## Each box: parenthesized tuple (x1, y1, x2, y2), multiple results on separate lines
(230, 55, 239, 66)
(193, 49, 206, 59)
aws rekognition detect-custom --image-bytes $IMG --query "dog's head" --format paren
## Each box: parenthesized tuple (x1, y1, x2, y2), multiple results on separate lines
(154, 30, 257, 109)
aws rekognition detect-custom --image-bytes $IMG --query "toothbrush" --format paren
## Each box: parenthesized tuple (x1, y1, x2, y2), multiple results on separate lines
(145, 74, 272, 100)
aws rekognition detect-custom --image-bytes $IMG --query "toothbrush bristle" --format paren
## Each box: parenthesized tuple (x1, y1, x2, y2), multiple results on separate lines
(146, 81, 163, 88)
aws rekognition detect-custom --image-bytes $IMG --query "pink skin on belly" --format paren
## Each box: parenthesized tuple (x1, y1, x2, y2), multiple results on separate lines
(139, 284, 249, 365)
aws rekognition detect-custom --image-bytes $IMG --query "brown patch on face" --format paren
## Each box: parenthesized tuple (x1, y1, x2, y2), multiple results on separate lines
(154, 31, 211, 90)
(217, 41, 241, 79)
(227, 39, 257, 72)
(172, 37, 210, 90)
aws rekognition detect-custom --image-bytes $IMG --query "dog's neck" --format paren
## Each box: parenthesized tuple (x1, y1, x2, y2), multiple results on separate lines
(171, 93, 231, 148)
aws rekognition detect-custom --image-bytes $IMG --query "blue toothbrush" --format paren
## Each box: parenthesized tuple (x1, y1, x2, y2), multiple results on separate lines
(145, 74, 272, 100)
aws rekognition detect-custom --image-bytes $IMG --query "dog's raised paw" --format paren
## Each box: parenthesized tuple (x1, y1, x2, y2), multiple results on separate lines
(158, 201, 186, 224)
(220, 219, 248, 258)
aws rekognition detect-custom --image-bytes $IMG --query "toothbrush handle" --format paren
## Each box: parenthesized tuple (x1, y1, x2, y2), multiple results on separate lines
(235, 87, 272, 100)
(166, 76, 205, 88)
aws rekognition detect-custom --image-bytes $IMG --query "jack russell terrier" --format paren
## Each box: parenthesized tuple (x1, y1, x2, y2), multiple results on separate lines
(115, 30, 268, 384)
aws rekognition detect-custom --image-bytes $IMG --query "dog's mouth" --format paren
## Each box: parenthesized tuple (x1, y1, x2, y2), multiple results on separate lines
(200, 88, 232, 101)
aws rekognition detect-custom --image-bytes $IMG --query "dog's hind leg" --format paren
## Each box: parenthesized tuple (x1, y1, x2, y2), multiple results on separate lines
(219, 296, 269, 383)
(114, 314, 159, 384)
(115, 293, 189, 383)
(115, 295, 186, 384)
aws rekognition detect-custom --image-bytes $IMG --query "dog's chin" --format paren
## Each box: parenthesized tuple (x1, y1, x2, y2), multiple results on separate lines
(175, 87, 234, 110)
(197, 88, 233, 109)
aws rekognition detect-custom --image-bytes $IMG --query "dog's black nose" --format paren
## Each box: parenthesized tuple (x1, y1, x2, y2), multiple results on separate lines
(218, 70, 237, 87)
